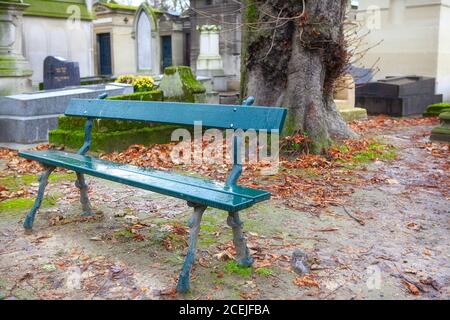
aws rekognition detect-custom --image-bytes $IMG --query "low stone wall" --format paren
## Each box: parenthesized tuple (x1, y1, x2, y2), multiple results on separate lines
(48, 90, 185, 152)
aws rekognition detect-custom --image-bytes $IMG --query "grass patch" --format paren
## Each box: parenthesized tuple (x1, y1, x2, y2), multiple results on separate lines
(49, 172, 76, 183)
(224, 261, 252, 277)
(113, 228, 134, 239)
(256, 267, 273, 277)
(334, 140, 396, 167)
(0, 196, 57, 213)
(0, 172, 75, 192)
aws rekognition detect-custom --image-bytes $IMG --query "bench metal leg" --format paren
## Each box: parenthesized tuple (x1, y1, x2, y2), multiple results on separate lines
(75, 173, 93, 216)
(176, 203, 207, 293)
(23, 166, 56, 230)
(227, 211, 254, 267)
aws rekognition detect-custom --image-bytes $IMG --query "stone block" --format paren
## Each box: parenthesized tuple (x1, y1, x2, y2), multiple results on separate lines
(431, 112, 450, 143)
(0, 83, 133, 143)
(0, 114, 59, 143)
(338, 107, 368, 122)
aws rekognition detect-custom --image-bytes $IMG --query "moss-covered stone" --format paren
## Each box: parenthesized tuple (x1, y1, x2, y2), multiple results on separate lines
(23, 0, 95, 20)
(339, 107, 368, 122)
(49, 89, 171, 151)
(100, 1, 137, 12)
(54, 90, 163, 132)
(107, 90, 163, 102)
(0, 55, 33, 77)
(423, 103, 450, 117)
(49, 125, 182, 152)
(431, 111, 450, 142)
(159, 66, 206, 103)
(55, 116, 149, 132)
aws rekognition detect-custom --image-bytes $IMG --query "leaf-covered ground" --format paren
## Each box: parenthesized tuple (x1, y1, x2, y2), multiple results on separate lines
(0, 116, 448, 300)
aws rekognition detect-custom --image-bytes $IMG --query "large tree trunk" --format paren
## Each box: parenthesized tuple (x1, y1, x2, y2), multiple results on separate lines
(242, 0, 358, 153)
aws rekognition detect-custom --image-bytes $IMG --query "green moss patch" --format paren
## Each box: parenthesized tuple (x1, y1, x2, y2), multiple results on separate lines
(224, 261, 252, 277)
(0, 173, 75, 192)
(49, 125, 181, 153)
(107, 90, 163, 102)
(431, 112, 450, 142)
(256, 267, 273, 277)
(0, 196, 56, 214)
(24, 0, 95, 20)
(423, 103, 450, 117)
(335, 140, 396, 167)
(49, 89, 173, 152)
(56, 116, 150, 132)
(160, 66, 206, 103)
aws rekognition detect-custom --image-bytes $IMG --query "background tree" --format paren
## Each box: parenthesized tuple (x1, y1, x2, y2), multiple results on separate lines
(241, 0, 357, 153)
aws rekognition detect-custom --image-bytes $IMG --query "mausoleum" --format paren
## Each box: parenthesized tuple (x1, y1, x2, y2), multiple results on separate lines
(351, 0, 450, 101)
(93, 1, 190, 77)
(22, 0, 95, 85)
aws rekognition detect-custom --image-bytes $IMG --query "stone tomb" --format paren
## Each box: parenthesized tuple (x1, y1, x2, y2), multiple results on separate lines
(0, 83, 133, 144)
(356, 76, 443, 116)
(43, 56, 80, 90)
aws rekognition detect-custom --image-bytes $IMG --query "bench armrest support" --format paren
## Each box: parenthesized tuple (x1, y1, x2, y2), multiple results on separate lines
(77, 93, 108, 155)
(226, 97, 255, 186)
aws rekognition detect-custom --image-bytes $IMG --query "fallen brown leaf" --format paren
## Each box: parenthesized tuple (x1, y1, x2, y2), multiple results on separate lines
(294, 275, 320, 288)
(214, 249, 234, 261)
(403, 280, 420, 295)
(312, 227, 339, 232)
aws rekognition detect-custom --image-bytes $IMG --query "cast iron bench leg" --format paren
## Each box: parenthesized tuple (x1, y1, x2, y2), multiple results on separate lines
(23, 165, 56, 230)
(227, 211, 254, 267)
(176, 203, 207, 293)
(75, 173, 93, 216)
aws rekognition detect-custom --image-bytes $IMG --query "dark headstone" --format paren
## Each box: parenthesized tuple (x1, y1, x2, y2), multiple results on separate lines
(43, 56, 80, 90)
(348, 65, 374, 85)
(356, 76, 443, 116)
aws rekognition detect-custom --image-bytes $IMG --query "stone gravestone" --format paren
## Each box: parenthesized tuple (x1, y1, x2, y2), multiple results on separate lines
(333, 74, 368, 122)
(43, 56, 80, 90)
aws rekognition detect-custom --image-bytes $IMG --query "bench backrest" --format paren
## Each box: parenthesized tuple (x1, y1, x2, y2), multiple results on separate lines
(66, 99, 287, 132)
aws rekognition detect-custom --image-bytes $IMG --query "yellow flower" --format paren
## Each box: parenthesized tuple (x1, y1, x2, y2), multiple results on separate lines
(133, 76, 155, 92)
(115, 74, 136, 84)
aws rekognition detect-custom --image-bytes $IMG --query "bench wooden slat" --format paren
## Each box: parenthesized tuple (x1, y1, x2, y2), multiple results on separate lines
(19, 150, 270, 212)
(66, 99, 287, 132)
(27, 150, 269, 202)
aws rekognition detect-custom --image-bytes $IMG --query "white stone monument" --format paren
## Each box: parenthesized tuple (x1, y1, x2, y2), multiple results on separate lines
(136, 9, 153, 72)
(0, 0, 32, 96)
(196, 25, 224, 77)
(333, 74, 367, 122)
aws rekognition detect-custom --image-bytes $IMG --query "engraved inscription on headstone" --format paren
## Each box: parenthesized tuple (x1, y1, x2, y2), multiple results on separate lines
(43, 56, 80, 90)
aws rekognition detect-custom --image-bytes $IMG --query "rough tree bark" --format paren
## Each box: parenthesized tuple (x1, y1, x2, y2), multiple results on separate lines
(241, 0, 358, 153)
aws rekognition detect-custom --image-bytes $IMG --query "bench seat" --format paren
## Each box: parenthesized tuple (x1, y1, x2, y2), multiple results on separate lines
(19, 150, 270, 212)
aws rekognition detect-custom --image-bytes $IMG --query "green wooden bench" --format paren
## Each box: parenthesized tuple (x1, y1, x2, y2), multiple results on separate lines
(19, 94, 287, 293)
